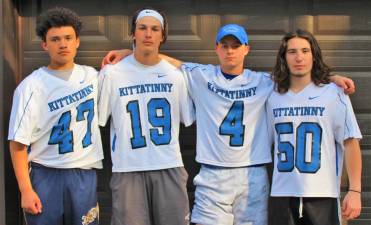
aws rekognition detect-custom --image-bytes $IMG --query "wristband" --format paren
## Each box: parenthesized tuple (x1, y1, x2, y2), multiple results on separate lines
(348, 189, 361, 194)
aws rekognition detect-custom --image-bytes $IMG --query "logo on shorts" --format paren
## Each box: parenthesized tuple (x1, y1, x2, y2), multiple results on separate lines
(82, 203, 99, 225)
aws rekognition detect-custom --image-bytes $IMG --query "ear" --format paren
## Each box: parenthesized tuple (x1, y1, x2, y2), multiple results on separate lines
(244, 45, 250, 56)
(41, 41, 48, 51)
(215, 43, 220, 52)
(76, 37, 80, 49)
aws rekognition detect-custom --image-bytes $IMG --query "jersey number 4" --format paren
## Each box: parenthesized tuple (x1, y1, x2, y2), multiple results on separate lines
(275, 122, 322, 173)
(127, 98, 171, 149)
(48, 99, 94, 154)
(219, 101, 245, 147)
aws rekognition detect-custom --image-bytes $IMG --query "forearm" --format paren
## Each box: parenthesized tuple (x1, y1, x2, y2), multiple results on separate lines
(159, 54, 183, 68)
(344, 138, 362, 191)
(9, 141, 33, 193)
(329, 74, 355, 94)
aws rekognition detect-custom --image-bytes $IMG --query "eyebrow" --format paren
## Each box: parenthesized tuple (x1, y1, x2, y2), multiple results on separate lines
(137, 23, 161, 28)
(49, 34, 74, 38)
(287, 47, 310, 51)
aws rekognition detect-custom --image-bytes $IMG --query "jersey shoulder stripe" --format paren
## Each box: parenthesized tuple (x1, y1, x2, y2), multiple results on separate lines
(182, 62, 216, 73)
(11, 91, 34, 140)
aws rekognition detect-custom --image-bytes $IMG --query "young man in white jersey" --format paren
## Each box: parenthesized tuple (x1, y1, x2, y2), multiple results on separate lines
(8, 7, 103, 225)
(97, 8, 194, 225)
(103, 24, 355, 225)
(267, 29, 362, 225)
(183, 25, 273, 225)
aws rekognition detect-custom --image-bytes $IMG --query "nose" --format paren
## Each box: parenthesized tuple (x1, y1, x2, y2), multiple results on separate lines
(59, 39, 67, 48)
(145, 28, 152, 37)
(295, 52, 304, 61)
(226, 46, 234, 54)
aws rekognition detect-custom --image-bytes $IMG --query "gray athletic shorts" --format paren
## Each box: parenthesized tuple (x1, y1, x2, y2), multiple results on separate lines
(110, 167, 190, 225)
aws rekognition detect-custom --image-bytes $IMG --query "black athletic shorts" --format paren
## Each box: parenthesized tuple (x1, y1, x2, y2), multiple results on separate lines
(270, 197, 340, 225)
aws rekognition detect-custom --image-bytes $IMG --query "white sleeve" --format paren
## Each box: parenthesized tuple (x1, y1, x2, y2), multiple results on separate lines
(97, 67, 112, 127)
(335, 92, 362, 142)
(8, 83, 39, 145)
(178, 73, 195, 127)
(265, 101, 275, 146)
(261, 71, 274, 89)
(180, 62, 214, 99)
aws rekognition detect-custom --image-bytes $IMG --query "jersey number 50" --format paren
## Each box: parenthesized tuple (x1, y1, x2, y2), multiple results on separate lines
(48, 99, 94, 154)
(275, 122, 322, 173)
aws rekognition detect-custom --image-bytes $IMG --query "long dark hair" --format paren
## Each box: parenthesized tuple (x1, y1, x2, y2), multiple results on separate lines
(272, 29, 331, 93)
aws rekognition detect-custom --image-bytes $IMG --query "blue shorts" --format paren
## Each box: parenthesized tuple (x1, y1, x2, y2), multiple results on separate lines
(191, 164, 269, 225)
(24, 163, 99, 225)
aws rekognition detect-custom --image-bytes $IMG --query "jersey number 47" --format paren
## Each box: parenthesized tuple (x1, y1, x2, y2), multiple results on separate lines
(48, 99, 94, 154)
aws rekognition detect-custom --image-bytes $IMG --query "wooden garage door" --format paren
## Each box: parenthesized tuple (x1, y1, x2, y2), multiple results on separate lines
(5, 0, 370, 224)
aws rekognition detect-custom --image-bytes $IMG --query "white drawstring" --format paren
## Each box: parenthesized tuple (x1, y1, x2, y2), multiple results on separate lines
(299, 197, 303, 218)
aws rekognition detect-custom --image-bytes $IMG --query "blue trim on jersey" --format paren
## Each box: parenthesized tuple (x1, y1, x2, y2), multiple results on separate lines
(337, 93, 351, 138)
(221, 71, 238, 80)
(112, 134, 117, 152)
(335, 142, 339, 176)
(97, 75, 107, 105)
(13, 92, 34, 139)
(183, 63, 202, 72)
(27, 145, 31, 154)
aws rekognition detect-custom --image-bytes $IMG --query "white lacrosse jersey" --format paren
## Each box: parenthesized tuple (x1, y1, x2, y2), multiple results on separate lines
(267, 82, 362, 197)
(98, 55, 195, 172)
(8, 65, 104, 168)
(181, 63, 273, 167)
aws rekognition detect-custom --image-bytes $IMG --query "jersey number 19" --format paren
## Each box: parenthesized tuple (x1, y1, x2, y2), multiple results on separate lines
(127, 98, 171, 149)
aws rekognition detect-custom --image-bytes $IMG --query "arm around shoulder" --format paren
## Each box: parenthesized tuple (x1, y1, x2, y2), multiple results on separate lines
(329, 74, 355, 95)
(159, 53, 182, 68)
(101, 49, 133, 68)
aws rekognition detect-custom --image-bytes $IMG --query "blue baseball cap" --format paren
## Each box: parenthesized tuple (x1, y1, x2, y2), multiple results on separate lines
(215, 24, 248, 45)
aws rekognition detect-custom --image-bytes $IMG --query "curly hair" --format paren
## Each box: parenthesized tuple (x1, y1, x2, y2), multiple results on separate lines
(36, 7, 82, 41)
(130, 7, 168, 47)
(271, 29, 332, 93)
